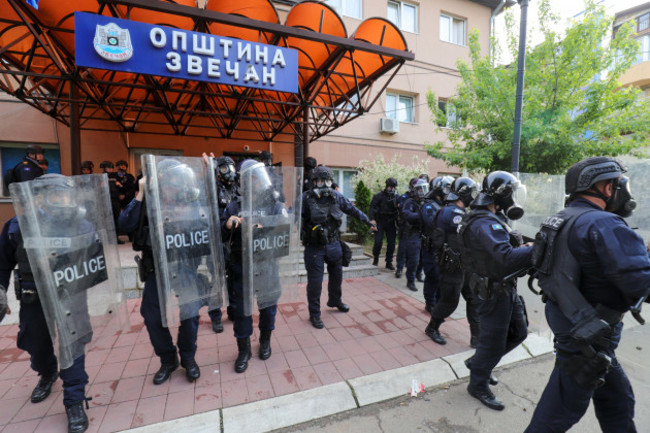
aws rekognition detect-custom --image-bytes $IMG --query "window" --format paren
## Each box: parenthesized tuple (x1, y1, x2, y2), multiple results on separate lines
(0, 144, 61, 197)
(437, 99, 459, 128)
(637, 34, 650, 64)
(386, 93, 415, 123)
(440, 14, 466, 45)
(326, 0, 362, 19)
(387, 1, 417, 33)
(638, 13, 649, 32)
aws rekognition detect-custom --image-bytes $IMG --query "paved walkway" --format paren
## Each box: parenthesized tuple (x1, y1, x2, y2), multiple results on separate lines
(0, 271, 502, 433)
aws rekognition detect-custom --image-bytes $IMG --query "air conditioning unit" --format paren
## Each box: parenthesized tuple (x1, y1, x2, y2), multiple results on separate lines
(380, 117, 399, 134)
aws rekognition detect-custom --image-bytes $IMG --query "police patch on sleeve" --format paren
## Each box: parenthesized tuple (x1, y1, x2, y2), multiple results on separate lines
(453, 215, 463, 224)
(491, 223, 504, 231)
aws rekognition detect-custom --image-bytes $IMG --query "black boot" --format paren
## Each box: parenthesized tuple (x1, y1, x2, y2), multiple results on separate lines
(385, 263, 395, 271)
(181, 358, 201, 382)
(66, 402, 89, 433)
(235, 337, 252, 373)
(31, 371, 58, 403)
(212, 319, 224, 334)
(425, 318, 447, 345)
(153, 356, 179, 385)
(372, 256, 379, 266)
(259, 330, 272, 360)
(395, 269, 402, 278)
(406, 280, 417, 291)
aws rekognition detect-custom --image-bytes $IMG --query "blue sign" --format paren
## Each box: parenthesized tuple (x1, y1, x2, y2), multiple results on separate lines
(75, 12, 299, 94)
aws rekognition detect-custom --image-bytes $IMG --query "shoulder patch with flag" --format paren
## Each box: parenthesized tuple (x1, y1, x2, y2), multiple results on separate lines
(491, 223, 504, 231)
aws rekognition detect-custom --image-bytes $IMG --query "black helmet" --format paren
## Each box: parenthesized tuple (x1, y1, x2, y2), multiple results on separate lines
(81, 160, 94, 169)
(115, 160, 128, 167)
(259, 150, 273, 166)
(216, 156, 236, 182)
(418, 173, 430, 183)
(32, 174, 82, 220)
(311, 165, 334, 182)
(565, 157, 625, 195)
(26, 144, 43, 155)
(240, 159, 278, 201)
(566, 157, 635, 217)
(157, 159, 200, 202)
(408, 177, 419, 191)
(385, 177, 398, 188)
(430, 175, 454, 198)
(413, 178, 429, 198)
(99, 160, 114, 170)
(446, 177, 478, 207)
(473, 171, 525, 220)
(304, 157, 317, 171)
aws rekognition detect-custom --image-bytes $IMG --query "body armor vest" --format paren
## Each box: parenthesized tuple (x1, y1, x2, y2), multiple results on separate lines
(377, 192, 398, 221)
(305, 192, 343, 230)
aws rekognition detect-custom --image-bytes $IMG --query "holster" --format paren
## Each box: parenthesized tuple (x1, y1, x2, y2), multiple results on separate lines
(14, 270, 37, 304)
(468, 273, 491, 300)
(135, 254, 154, 283)
(310, 225, 329, 246)
(438, 244, 462, 271)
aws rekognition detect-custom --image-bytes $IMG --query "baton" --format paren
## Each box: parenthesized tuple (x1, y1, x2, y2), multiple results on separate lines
(630, 296, 647, 325)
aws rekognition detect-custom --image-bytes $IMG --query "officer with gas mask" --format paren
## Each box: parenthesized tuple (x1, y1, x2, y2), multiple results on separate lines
(222, 159, 286, 373)
(201, 154, 239, 334)
(303, 157, 318, 192)
(369, 178, 399, 270)
(458, 170, 531, 411)
(400, 178, 429, 291)
(424, 177, 480, 347)
(302, 166, 376, 329)
(0, 174, 99, 433)
(119, 160, 202, 385)
(524, 157, 650, 432)
(394, 177, 418, 279)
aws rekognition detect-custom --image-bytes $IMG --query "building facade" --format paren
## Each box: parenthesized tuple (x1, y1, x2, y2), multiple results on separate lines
(0, 0, 507, 220)
(615, 3, 650, 98)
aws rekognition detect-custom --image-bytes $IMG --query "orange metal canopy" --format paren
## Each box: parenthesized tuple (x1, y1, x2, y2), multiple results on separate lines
(0, 0, 413, 145)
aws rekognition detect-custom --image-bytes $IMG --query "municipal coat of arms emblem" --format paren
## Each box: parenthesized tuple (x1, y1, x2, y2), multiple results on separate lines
(93, 23, 133, 62)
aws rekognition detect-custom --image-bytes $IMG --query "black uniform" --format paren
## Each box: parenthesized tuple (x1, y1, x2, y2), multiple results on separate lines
(369, 189, 398, 267)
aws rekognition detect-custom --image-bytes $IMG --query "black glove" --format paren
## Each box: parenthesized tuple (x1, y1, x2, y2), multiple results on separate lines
(571, 316, 612, 348)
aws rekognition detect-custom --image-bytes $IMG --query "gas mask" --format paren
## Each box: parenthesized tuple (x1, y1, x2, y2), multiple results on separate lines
(607, 176, 636, 218)
(218, 163, 237, 183)
(496, 183, 526, 220)
(313, 178, 333, 197)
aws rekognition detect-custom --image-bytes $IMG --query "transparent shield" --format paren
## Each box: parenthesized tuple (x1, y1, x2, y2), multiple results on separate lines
(10, 174, 129, 369)
(512, 173, 565, 240)
(142, 155, 226, 327)
(241, 165, 303, 316)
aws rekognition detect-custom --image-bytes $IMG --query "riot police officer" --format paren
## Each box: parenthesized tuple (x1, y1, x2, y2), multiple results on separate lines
(100, 161, 123, 243)
(303, 157, 318, 192)
(424, 177, 480, 347)
(525, 157, 650, 432)
(204, 154, 239, 333)
(0, 174, 94, 433)
(395, 177, 418, 279)
(222, 159, 286, 372)
(302, 166, 376, 329)
(458, 171, 531, 411)
(80, 161, 94, 175)
(400, 179, 429, 291)
(119, 161, 202, 385)
(115, 160, 136, 209)
(369, 178, 399, 270)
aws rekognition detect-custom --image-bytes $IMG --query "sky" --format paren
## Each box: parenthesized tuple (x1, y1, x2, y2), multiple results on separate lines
(493, 0, 648, 63)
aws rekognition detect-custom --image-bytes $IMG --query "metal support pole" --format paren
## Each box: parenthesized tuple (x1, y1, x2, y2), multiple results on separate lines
(296, 105, 309, 168)
(70, 80, 81, 175)
(511, 0, 529, 175)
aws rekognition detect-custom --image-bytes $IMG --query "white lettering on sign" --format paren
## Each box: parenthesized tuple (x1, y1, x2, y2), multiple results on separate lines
(53, 255, 106, 287)
(149, 27, 290, 87)
(165, 230, 210, 250)
(150, 28, 166, 48)
(254, 234, 289, 252)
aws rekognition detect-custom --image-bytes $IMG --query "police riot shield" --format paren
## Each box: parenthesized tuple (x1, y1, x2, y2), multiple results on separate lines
(240, 164, 303, 316)
(10, 174, 129, 369)
(142, 155, 226, 327)
(511, 173, 565, 239)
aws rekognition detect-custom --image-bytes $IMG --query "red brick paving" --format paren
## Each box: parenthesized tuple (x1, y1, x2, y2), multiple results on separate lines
(0, 276, 474, 432)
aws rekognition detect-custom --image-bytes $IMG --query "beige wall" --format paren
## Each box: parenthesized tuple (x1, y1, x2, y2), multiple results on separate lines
(308, 0, 493, 176)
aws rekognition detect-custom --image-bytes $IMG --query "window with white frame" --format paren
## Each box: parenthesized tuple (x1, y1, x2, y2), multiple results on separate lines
(440, 14, 466, 46)
(437, 99, 459, 128)
(637, 12, 649, 32)
(326, 0, 362, 19)
(387, 1, 417, 33)
(386, 93, 415, 123)
(638, 34, 650, 64)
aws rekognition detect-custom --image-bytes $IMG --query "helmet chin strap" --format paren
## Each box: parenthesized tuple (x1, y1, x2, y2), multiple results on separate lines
(582, 180, 616, 209)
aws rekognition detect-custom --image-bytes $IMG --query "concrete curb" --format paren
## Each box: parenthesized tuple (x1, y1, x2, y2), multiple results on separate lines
(121, 333, 554, 433)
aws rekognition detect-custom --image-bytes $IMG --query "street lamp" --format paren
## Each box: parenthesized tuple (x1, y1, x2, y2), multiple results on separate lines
(512, 0, 529, 175)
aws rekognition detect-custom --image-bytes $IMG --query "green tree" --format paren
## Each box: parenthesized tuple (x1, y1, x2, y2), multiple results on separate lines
(350, 180, 372, 243)
(426, 0, 650, 174)
(352, 153, 430, 196)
